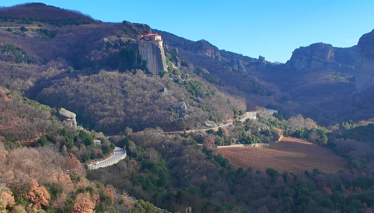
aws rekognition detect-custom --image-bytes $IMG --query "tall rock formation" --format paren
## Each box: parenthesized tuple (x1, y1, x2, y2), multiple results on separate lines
(258, 56, 267, 67)
(286, 43, 355, 72)
(189, 40, 221, 61)
(355, 30, 374, 89)
(137, 33, 167, 75)
(230, 58, 246, 72)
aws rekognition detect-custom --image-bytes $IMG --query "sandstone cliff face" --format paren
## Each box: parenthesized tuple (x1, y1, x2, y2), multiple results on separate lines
(153, 30, 221, 61)
(220, 50, 258, 71)
(355, 30, 374, 89)
(153, 30, 261, 72)
(286, 43, 355, 72)
(230, 58, 246, 72)
(189, 40, 221, 61)
(137, 38, 167, 75)
(152, 30, 272, 96)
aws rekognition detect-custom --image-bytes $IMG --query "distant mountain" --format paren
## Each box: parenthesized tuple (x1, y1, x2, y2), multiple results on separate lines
(253, 32, 374, 125)
(2, 2, 374, 129)
(284, 31, 374, 91)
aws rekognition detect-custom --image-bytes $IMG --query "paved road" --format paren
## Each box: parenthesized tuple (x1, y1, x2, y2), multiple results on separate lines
(88, 147, 126, 170)
(165, 111, 257, 134)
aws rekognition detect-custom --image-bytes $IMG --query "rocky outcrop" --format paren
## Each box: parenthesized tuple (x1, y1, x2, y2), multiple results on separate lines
(137, 34, 167, 75)
(154, 30, 221, 61)
(102, 38, 113, 49)
(165, 50, 182, 69)
(58, 108, 77, 128)
(189, 40, 221, 61)
(230, 58, 246, 72)
(286, 43, 355, 72)
(172, 102, 187, 113)
(355, 30, 374, 89)
(102, 37, 126, 49)
(258, 56, 267, 67)
(172, 102, 188, 118)
(160, 87, 168, 95)
(171, 54, 182, 69)
(154, 30, 262, 74)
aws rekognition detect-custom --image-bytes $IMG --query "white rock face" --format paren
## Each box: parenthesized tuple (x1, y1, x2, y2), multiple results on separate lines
(58, 108, 77, 128)
(137, 34, 167, 75)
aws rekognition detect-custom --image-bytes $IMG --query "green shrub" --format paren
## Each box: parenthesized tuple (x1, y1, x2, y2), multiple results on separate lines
(20, 26, 28, 32)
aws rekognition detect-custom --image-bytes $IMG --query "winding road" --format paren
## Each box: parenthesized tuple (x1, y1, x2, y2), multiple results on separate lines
(88, 147, 127, 170)
(165, 111, 257, 134)
(90, 110, 271, 169)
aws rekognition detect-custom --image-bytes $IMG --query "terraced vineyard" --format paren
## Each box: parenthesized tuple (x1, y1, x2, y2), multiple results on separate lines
(217, 137, 349, 173)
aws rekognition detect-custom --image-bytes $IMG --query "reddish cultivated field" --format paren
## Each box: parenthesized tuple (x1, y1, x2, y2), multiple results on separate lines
(217, 137, 349, 173)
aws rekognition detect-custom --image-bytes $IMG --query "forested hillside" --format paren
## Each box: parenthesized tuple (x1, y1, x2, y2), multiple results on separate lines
(0, 3, 251, 133)
(0, 86, 60, 143)
(0, 88, 162, 212)
(89, 127, 374, 213)
(1, 3, 374, 213)
(35, 70, 245, 132)
(0, 140, 165, 212)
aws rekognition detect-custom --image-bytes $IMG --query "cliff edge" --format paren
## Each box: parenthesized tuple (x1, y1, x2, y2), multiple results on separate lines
(286, 43, 355, 72)
(355, 30, 374, 89)
(137, 33, 167, 75)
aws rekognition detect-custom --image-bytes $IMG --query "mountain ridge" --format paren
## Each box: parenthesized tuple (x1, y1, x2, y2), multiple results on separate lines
(1, 2, 374, 129)
(0, 3, 95, 21)
(2, 4, 374, 213)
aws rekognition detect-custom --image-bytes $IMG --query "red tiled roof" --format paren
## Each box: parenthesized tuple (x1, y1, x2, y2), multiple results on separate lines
(138, 33, 161, 38)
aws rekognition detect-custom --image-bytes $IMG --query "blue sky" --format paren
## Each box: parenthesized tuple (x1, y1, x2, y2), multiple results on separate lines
(2, 0, 374, 62)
